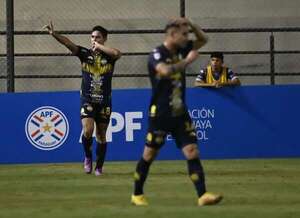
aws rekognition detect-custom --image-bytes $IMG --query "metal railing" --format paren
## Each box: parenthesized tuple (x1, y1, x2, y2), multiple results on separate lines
(1, 0, 300, 92)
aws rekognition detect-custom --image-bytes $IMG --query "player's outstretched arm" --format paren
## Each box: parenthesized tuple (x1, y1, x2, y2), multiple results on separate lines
(195, 78, 241, 88)
(194, 80, 215, 87)
(93, 42, 121, 60)
(43, 21, 79, 54)
(223, 78, 241, 86)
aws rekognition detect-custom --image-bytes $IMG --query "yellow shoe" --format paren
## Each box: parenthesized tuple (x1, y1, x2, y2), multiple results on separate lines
(131, 194, 149, 206)
(198, 192, 223, 206)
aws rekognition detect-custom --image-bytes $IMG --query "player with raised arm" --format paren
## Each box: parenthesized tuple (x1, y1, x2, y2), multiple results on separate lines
(131, 18, 223, 206)
(44, 21, 121, 176)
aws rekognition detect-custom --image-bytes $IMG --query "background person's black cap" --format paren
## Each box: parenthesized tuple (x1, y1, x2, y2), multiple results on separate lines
(211, 52, 224, 61)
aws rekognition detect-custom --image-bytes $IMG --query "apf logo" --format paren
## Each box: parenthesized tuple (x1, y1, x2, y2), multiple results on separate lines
(25, 106, 69, 150)
(79, 111, 143, 143)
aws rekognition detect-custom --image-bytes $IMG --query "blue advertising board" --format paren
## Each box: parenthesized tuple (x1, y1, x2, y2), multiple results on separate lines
(1, 85, 300, 164)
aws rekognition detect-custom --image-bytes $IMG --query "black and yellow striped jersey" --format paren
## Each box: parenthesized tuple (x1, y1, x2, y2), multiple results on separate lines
(75, 46, 116, 104)
(148, 40, 193, 117)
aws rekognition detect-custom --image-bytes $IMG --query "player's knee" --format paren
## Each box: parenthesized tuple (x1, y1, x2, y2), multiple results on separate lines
(96, 129, 106, 142)
(83, 125, 94, 138)
(143, 153, 155, 162)
(95, 133, 106, 144)
(183, 144, 199, 159)
(143, 147, 158, 162)
(83, 130, 93, 138)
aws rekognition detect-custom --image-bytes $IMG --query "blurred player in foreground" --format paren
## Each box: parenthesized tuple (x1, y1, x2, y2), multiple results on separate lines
(131, 18, 223, 206)
(44, 21, 121, 176)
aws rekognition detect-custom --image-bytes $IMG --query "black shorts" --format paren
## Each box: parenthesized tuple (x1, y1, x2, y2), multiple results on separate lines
(80, 99, 111, 124)
(145, 111, 197, 149)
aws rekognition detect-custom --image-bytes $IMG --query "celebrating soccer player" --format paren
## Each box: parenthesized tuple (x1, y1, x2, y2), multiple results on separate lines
(44, 21, 121, 176)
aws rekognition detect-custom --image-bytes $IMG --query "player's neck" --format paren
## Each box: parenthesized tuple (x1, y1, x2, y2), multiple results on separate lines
(163, 41, 178, 54)
(211, 66, 222, 73)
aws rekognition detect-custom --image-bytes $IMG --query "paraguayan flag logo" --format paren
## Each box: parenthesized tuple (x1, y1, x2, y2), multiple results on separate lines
(25, 106, 69, 150)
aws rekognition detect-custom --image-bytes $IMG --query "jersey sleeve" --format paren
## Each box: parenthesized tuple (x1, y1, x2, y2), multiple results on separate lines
(148, 48, 165, 70)
(227, 68, 238, 81)
(74, 46, 89, 62)
(195, 69, 206, 82)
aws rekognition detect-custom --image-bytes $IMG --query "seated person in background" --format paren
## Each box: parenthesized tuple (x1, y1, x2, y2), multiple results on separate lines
(194, 52, 241, 88)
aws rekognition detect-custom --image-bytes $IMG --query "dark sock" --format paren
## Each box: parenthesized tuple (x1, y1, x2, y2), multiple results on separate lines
(187, 158, 206, 197)
(95, 142, 107, 169)
(134, 158, 151, 195)
(81, 134, 93, 158)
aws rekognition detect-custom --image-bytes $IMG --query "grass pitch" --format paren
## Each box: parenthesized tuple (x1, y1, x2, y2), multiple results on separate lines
(0, 159, 300, 218)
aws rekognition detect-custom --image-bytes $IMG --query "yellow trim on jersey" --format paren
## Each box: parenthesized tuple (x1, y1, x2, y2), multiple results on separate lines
(82, 55, 113, 75)
(206, 65, 228, 84)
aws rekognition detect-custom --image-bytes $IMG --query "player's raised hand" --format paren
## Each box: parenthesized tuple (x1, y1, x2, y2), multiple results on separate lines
(43, 21, 54, 35)
(92, 41, 100, 52)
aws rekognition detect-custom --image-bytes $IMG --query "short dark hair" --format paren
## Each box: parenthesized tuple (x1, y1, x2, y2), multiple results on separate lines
(92, 25, 108, 38)
(211, 52, 224, 61)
